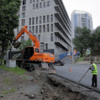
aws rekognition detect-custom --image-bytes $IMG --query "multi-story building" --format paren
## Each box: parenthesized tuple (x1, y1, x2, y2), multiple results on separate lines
(14, 0, 72, 57)
(71, 10, 93, 38)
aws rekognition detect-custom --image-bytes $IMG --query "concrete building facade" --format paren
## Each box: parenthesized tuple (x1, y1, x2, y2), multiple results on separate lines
(71, 10, 93, 38)
(15, 0, 72, 56)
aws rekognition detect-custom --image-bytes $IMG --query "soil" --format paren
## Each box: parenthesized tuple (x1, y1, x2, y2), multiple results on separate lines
(0, 67, 100, 100)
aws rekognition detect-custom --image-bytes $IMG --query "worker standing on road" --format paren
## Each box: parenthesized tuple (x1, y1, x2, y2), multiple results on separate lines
(89, 60, 98, 87)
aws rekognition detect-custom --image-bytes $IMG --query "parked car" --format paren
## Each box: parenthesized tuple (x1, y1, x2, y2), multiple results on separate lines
(53, 58, 64, 66)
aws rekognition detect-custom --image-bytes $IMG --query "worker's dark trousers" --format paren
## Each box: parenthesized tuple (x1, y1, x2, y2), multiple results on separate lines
(92, 75, 97, 87)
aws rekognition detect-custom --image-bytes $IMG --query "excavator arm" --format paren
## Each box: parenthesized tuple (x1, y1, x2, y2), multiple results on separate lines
(13, 26, 40, 50)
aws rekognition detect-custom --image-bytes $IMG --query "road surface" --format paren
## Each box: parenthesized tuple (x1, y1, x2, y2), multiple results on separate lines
(54, 63, 100, 89)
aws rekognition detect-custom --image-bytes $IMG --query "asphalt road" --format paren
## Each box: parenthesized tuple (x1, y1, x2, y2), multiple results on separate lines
(54, 63, 100, 89)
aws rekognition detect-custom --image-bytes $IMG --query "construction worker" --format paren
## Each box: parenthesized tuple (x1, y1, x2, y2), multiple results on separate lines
(89, 60, 98, 87)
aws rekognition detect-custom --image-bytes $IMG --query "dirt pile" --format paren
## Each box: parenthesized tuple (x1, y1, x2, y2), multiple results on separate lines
(0, 68, 100, 100)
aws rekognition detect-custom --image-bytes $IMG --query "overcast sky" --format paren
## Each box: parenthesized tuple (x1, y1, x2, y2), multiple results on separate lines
(62, 0, 100, 29)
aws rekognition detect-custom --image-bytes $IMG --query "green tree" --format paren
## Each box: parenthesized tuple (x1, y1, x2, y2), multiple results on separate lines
(0, 0, 21, 65)
(73, 27, 91, 57)
(89, 26, 100, 53)
(18, 39, 32, 50)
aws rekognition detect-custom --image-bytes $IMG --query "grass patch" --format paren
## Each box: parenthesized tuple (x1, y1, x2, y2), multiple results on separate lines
(0, 65, 26, 75)
(77, 57, 85, 62)
(1, 88, 17, 95)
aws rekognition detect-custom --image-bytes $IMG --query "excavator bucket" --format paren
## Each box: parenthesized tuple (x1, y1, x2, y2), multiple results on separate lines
(12, 41, 21, 48)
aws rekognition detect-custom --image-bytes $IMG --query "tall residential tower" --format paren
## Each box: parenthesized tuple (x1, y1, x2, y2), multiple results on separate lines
(14, 0, 72, 56)
(71, 10, 93, 38)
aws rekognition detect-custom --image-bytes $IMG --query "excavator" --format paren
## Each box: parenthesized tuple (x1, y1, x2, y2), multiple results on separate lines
(10, 26, 55, 72)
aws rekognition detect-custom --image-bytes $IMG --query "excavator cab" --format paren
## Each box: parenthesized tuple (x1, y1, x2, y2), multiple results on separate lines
(23, 47, 34, 60)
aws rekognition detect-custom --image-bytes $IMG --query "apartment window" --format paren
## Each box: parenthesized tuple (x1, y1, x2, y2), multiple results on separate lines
(46, 43, 48, 49)
(47, 24, 49, 32)
(43, 25, 45, 32)
(38, 34, 40, 41)
(40, 3, 42, 8)
(37, 0, 39, 2)
(32, 17, 34, 24)
(29, 26, 31, 31)
(32, 26, 34, 33)
(22, 12, 25, 18)
(30, 0, 32, 3)
(51, 14, 53, 22)
(47, 1, 50, 7)
(22, 6, 26, 11)
(47, 15, 49, 22)
(43, 2, 46, 7)
(21, 36, 24, 42)
(41, 43, 44, 51)
(36, 26, 38, 33)
(21, 19, 25, 26)
(36, 17, 38, 24)
(51, 33, 53, 41)
(36, 3, 38, 9)
(22, 0, 26, 5)
(43, 16, 45, 23)
(33, 4, 35, 9)
(39, 25, 42, 33)
(51, 24, 53, 31)
(39, 16, 42, 24)
(33, 0, 35, 2)
(29, 18, 31, 25)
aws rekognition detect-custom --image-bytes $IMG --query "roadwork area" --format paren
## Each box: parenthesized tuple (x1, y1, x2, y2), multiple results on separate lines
(0, 68, 100, 100)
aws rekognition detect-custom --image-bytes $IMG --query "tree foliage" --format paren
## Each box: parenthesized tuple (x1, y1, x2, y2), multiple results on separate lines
(90, 26, 100, 50)
(18, 39, 32, 50)
(0, 0, 21, 65)
(73, 27, 91, 57)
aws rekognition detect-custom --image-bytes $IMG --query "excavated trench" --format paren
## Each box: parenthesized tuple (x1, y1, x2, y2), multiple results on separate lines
(0, 68, 100, 100)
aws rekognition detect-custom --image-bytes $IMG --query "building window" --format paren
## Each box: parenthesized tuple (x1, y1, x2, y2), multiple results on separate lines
(29, 18, 31, 25)
(51, 24, 53, 31)
(22, 12, 25, 18)
(46, 43, 48, 49)
(47, 15, 49, 23)
(32, 26, 34, 34)
(37, 0, 39, 2)
(33, 4, 35, 9)
(43, 25, 45, 32)
(47, 24, 49, 32)
(21, 36, 24, 42)
(22, 0, 26, 5)
(32, 17, 34, 24)
(51, 14, 53, 22)
(33, 0, 35, 3)
(40, 3, 42, 8)
(18, 13, 20, 17)
(36, 3, 38, 9)
(43, 16, 45, 23)
(39, 16, 42, 24)
(30, 0, 32, 3)
(47, 1, 50, 7)
(36, 17, 38, 24)
(21, 19, 25, 26)
(22, 6, 26, 11)
(51, 33, 53, 41)
(36, 26, 38, 33)
(38, 34, 40, 41)
(39, 25, 42, 33)
(43, 2, 46, 7)
(29, 26, 31, 31)
(41, 43, 44, 51)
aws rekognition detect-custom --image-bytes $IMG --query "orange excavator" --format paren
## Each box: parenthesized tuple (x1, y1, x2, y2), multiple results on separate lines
(11, 26, 55, 71)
